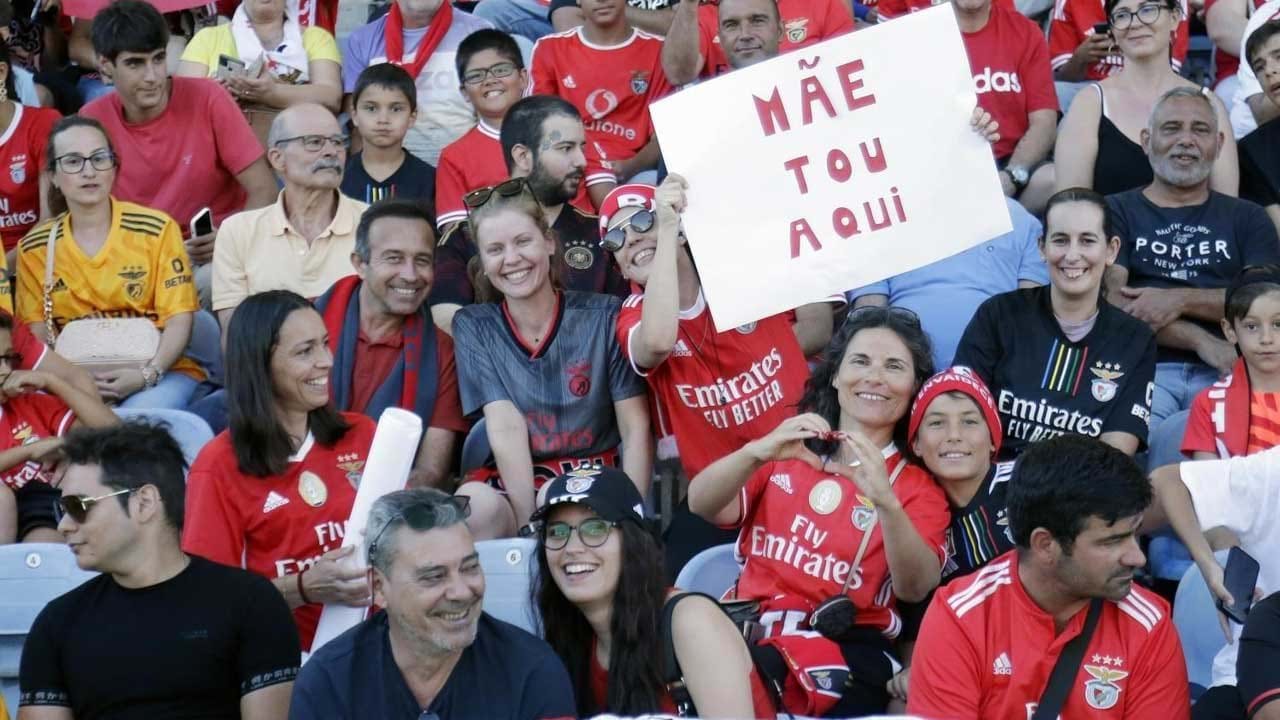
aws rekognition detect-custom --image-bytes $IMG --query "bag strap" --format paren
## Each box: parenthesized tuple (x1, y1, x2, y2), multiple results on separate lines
(41, 218, 60, 346)
(1031, 598, 1104, 720)
(834, 459, 905, 595)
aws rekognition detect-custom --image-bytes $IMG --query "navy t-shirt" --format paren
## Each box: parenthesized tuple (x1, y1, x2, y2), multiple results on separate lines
(342, 150, 437, 207)
(1107, 188, 1280, 364)
(290, 611, 576, 720)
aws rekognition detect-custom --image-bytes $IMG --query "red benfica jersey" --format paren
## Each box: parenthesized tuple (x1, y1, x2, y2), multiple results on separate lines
(0, 105, 59, 252)
(433, 120, 609, 230)
(1049, 0, 1189, 81)
(531, 28, 672, 165)
(695, 0, 855, 79)
(616, 291, 809, 480)
(726, 452, 949, 639)
(182, 413, 376, 650)
(0, 393, 74, 491)
(907, 551, 1192, 720)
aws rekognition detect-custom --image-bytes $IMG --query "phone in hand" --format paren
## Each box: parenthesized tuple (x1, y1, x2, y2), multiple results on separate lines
(1217, 546, 1260, 625)
(1093, 21, 1110, 34)
(216, 54, 246, 81)
(190, 207, 214, 238)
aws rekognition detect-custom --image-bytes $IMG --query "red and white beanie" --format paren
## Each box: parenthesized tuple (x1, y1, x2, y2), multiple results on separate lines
(597, 183, 657, 242)
(907, 366, 1003, 457)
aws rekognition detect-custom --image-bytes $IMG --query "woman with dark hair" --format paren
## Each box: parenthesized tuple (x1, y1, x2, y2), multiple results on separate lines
(688, 308, 950, 718)
(0, 41, 58, 255)
(534, 465, 774, 718)
(954, 187, 1157, 459)
(451, 179, 651, 540)
(1055, 0, 1237, 196)
(183, 290, 374, 651)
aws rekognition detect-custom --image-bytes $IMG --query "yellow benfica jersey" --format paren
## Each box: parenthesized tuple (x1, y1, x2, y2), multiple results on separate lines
(15, 199, 202, 379)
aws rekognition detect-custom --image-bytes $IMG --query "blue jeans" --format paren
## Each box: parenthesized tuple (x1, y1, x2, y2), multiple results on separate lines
(186, 310, 224, 386)
(119, 372, 199, 411)
(471, 0, 554, 41)
(188, 389, 229, 435)
(1151, 361, 1220, 434)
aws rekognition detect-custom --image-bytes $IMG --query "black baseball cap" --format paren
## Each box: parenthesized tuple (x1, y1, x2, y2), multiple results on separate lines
(1227, 264, 1280, 307)
(531, 465, 646, 525)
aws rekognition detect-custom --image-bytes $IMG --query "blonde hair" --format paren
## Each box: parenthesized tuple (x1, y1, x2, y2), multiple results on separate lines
(467, 190, 563, 303)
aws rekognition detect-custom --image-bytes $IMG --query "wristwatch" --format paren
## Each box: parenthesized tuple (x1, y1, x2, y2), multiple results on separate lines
(1003, 165, 1030, 195)
(140, 363, 164, 389)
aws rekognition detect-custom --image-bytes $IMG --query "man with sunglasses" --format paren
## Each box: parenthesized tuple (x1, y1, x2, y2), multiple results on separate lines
(292, 488, 576, 720)
(19, 423, 301, 720)
(213, 103, 370, 343)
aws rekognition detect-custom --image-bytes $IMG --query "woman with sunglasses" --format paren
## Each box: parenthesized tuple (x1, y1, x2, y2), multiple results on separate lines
(14, 116, 203, 411)
(953, 188, 1156, 459)
(451, 178, 651, 540)
(533, 465, 774, 718)
(688, 308, 950, 718)
(183, 290, 377, 652)
(1055, 0, 1237, 196)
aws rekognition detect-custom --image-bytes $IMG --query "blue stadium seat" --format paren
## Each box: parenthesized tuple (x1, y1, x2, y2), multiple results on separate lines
(114, 408, 215, 467)
(0, 544, 97, 712)
(460, 418, 491, 475)
(1174, 551, 1231, 699)
(476, 537, 540, 636)
(674, 543, 741, 597)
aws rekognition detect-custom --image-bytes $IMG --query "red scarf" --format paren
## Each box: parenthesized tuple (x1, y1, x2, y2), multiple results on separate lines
(384, 0, 453, 80)
(1204, 357, 1252, 458)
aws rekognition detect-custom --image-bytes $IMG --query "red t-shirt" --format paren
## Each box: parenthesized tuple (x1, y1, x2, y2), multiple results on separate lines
(14, 321, 48, 372)
(531, 28, 672, 165)
(962, 3, 1059, 160)
(182, 413, 377, 650)
(350, 327, 469, 433)
(907, 551, 1191, 720)
(80, 77, 265, 235)
(0, 105, 59, 251)
(1048, 0, 1189, 81)
(695, 0, 855, 79)
(615, 291, 810, 480)
(433, 121, 607, 230)
(0, 392, 74, 491)
(1205, 0, 1267, 85)
(727, 453, 949, 639)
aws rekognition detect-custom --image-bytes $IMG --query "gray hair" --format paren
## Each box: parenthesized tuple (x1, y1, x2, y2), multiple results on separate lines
(1148, 86, 1218, 136)
(265, 110, 292, 149)
(366, 488, 469, 574)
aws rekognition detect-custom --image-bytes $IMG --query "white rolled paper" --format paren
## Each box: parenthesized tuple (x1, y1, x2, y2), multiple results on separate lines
(308, 407, 423, 657)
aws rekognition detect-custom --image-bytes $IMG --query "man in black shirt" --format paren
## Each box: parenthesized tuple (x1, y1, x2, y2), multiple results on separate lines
(18, 423, 300, 720)
(1105, 86, 1280, 467)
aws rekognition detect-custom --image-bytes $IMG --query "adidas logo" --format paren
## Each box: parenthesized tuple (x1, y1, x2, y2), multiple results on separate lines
(262, 491, 290, 514)
(671, 339, 692, 357)
(993, 652, 1012, 676)
(769, 473, 794, 494)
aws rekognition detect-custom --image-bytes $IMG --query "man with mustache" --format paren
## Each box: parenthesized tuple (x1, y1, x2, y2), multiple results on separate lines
(212, 103, 369, 344)
(1104, 87, 1280, 478)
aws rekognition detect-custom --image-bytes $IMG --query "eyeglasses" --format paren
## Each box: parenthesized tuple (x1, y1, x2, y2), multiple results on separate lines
(273, 134, 350, 151)
(601, 209, 655, 253)
(462, 61, 520, 86)
(56, 488, 133, 524)
(543, 517, 618, 550)
(55, 150, 117, 175)
(845, 305, 922, 328)
(463, 177, 533, 210)
(1109, 3, 1167, 30)
(367, 495, 472, 561)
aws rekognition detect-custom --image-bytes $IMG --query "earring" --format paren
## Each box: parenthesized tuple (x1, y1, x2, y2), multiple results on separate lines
(0, 85, 7, 103)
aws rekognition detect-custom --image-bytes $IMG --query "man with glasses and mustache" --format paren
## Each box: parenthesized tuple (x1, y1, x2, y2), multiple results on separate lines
(1104, 87, 1280, 472)
(18, 423, 301, 720)
(291, 488, 576, 720)
(212, 103, 370, 345)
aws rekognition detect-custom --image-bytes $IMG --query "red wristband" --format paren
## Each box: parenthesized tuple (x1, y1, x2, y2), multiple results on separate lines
(296, 568, 312, 605)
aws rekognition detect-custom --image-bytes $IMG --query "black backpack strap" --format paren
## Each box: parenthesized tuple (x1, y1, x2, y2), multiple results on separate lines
(662, 592, 717, 717)
(1032, 598, 1105, 720)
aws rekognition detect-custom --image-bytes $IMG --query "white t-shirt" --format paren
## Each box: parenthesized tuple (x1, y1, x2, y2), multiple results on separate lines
(1180, 445, 1280, 685)
(1229, 0, 1280, 138)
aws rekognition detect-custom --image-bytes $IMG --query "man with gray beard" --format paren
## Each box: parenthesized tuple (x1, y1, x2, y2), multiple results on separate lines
(212, 103, 369, 343)
(1104, 87, 1280, 471)
(290, 488, 576, 719)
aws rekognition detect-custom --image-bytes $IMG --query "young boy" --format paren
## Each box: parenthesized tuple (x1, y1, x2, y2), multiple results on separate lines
(1182, 264, 1280, 458)
(1238, 20, 1280, 214)
(342, 63, 437, 205)
(0, 313, 119, 543)
(435, 29, 611, 231)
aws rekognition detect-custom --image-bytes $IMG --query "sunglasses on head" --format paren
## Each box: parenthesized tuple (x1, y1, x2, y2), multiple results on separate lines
(601, 208, 655, 252)
(464, 178, 531, 211)
(368, 495, 472, 560)
(56, 488, 133, 524)
(845, 305, 922, 329)
(543, 516, 618, 550)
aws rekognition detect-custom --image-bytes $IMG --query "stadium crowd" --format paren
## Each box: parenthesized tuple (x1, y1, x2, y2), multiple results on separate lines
(0, 0, 1279, 715)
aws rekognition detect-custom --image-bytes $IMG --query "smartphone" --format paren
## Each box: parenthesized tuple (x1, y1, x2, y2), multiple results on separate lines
(216, 54, 246, 81)
(1093, 21, 1110, 35)
(190, 207, 214, 238)
(1217, 546, 1260, 624)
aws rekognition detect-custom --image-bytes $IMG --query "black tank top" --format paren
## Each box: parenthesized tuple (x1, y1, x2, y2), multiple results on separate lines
(1091, 84, 1154, 196)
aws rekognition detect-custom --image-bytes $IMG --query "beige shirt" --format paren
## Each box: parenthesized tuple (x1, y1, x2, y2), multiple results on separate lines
(211, 191, 367, 312)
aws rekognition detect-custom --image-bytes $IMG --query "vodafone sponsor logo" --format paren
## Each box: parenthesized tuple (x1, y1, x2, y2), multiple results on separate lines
(272, 520, 347, 576)
(747, 514, 864, 589)
(675, 348, 787, 429)
(584, 89, 639, 141)
(973, 66, 1022, 94)
(998, 389, 1103, 443)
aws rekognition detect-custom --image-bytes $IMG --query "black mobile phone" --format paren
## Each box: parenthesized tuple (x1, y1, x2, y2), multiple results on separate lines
(191, 207, 214, 238)
(1093, 21, 1110, 34)
(1217, 546, 1260, 624)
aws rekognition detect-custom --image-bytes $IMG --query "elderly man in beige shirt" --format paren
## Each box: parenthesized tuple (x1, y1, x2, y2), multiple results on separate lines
(212, 102, 368, 338)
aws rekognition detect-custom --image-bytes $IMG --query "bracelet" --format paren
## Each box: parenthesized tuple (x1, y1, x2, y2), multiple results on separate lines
(296, 568, 312, 605)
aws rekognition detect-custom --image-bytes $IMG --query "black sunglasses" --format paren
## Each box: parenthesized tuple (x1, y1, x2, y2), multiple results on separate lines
(56, 488, 133, 524)
(601, 209, 655, 252)
(845, 305, 922, 328)
(367, 495, 472, 561)
(464, 177, 532, 211)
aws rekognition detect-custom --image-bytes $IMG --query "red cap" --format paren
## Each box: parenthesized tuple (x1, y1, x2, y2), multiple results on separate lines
(907, 367, 1002, 457)
(597, 184, 657, 242)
